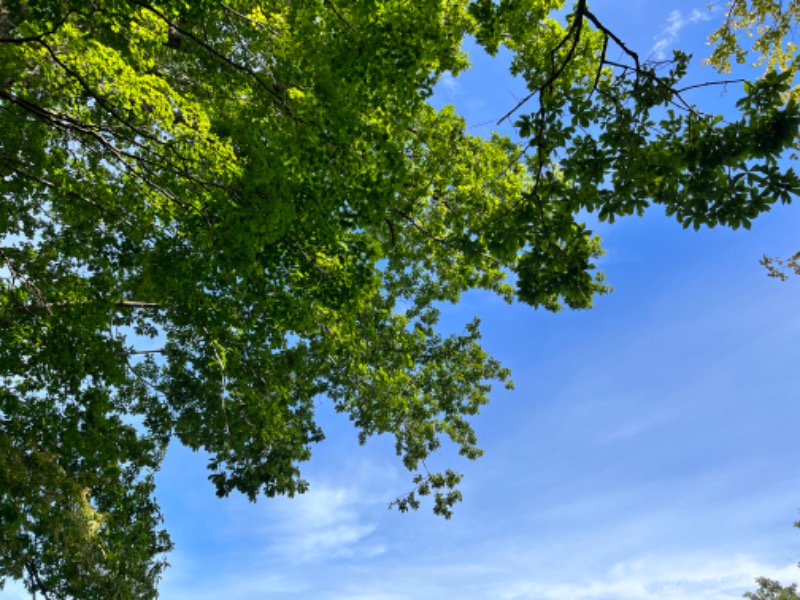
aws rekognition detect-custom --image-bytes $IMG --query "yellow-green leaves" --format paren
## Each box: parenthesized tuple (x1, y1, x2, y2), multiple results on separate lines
(2, 1, 799, 596)
(707, 0, 800, 78)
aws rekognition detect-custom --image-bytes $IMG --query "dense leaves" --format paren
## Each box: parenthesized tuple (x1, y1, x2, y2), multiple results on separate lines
(1, 0, 798, 596)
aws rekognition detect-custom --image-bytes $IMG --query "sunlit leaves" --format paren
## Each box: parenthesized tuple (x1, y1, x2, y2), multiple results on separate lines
(1, 0, 799, 596)
(707, 0, 800, 81)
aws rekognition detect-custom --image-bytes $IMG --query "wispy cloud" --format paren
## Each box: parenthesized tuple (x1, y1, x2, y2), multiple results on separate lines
(158, 477, 391, 599)
(437, 72, 462, 97)
(651, 8, 715, 60)
(168, 551, 797, 600)
(205, 454, 398, 566)
(265, 484, 386, 562)
(495, 555, 799, 600)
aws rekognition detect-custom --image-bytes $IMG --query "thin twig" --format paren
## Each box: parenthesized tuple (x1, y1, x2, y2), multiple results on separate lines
(325, 1, 359, 34)
(498, 0, 587, 124)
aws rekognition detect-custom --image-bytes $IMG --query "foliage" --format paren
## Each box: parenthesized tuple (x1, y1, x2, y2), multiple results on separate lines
(1, 0, 799, 596)
(745, 578, 800, 600)
(707, 0, 800, 278)
(761, 251, 800, 280)
(707, 0, 800, 81)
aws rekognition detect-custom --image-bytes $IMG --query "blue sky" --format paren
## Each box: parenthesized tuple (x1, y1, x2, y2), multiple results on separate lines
(7, 2, 799, 598)
(155, 3, 800, 599)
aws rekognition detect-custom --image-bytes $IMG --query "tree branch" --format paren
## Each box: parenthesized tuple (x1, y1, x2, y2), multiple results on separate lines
(498, 0, 586, 124)
(24, 560, 53, 600)
(325, 1, 359, 34)
(15, 300, 164, 312)
(0, 10, 71, 44)
(582, 6, 640, 72)
(127, 0, 298, 120)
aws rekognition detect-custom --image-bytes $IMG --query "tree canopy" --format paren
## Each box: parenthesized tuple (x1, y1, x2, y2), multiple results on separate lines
(1, 0, 799, 597)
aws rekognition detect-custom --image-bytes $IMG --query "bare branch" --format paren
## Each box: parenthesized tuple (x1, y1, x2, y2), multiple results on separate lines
(677, 78, 745, 93)
(15, 300, 164, 312)
(582, 7, 640, 72)
(126, 348, 167, 356)
(498, 0, 586, 124)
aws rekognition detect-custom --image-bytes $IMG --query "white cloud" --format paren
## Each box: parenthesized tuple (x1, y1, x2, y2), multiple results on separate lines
(497, 555, 799, 600)
(651, 8, 715, 60)
(292, 548, 797, 600)
(209, 456, 398, 565)
(438, 72, 462, 97)
(268, 485, 385, 562)
(158, 478, 391, 599)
